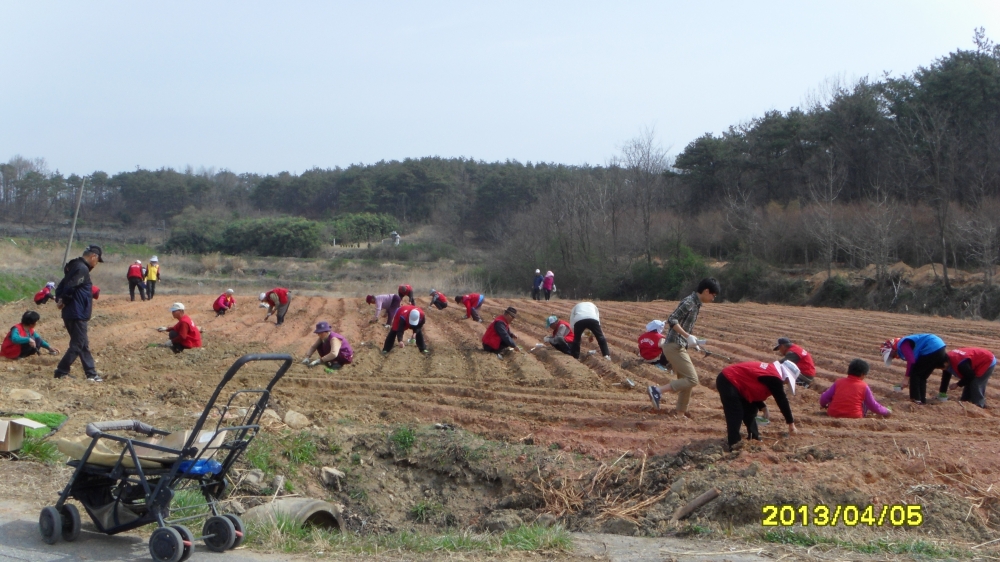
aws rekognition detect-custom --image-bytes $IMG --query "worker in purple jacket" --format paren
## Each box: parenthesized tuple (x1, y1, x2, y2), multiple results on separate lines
(367, 294, 401, 327)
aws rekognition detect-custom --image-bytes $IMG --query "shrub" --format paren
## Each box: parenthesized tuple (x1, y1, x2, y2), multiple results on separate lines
(390, 426, 416, 453)
(810, 275, 854, 308)
(221, 217, 322, 257)
(329, 213, 399, 244)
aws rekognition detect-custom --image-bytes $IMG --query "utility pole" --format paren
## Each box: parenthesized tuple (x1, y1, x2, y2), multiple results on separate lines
(62, 177, 86, 268)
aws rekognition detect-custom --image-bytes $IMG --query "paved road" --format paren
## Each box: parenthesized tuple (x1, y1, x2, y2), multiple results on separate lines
(0, 501, 777, 562)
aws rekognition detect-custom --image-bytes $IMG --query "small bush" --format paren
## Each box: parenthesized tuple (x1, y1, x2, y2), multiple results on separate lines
(19, 436, 62, 464)
(810, 275, 854, 308)
(390, 427, 416, 453)
(409, 501, 441, 523)
(329, 213, 398, 244)
(282, 431, 318, 465)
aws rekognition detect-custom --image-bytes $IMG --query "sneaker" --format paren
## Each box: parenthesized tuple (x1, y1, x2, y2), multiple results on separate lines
(604, 355, 611, 361)
(497, 353, 503, 360)
(324, 365, 341, 373)
(937, 392, 948, 402)
(408, 338, 416, 345)
(587, 350, 597, 356)
(86, 375, 103, 383)
(380, 350, 389, 357)
(53, 370, 70, 379)
(654, 364, 668, 371)
(422, 350, 430, 355)
(647, 386, 661, 409)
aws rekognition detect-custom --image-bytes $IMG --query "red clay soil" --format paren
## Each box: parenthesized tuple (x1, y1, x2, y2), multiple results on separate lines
(4, 294, 1000, 541)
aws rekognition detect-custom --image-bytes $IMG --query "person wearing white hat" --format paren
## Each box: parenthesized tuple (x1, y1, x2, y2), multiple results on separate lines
(144, 256, 160, 300)
(381, 304, 428, 355)
(126, 260, 147, 302)
(33, 281, 57, 305)
(542, 271, 555, 301)
(638, 320, 670, 371)
(213, 289, 236, 316)
(157, 302, 201, 353)
(259, 287, 291, 325)
(715, 360, 799, 451)
(543, 315, 573, 355)
(531, 269, 544, 301)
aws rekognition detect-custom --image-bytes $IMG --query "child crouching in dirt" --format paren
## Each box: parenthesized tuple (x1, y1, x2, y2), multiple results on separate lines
(638, 320, 670, 371)
(819, 359, 891, 418)
(302, 321, 354, 370)
(1, 311, 59, 359)
(157, 303, 202, 353)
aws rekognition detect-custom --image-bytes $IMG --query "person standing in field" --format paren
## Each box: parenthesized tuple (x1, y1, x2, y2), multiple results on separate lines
(532, 269, 543, 301)
(638, 320, 670, 370)
(54, 245, 103, 382)
(429, 289, 448, 310)
(367, 294, 401, 326)
(157, 302, 202, 353)
(881, 333, 947, 405)
(646, 278, 721, 415)
(302, 321, 354, 370)
(33, 282, 56, 305)
(1, 311, 59, 359)
(773, 337, 816, 389)
(455, 293, 485, 322)
(382, 305, 428, 355)
(568, 301, 610, 360)
(260, 287, 292, 325)
(543, 315, 574, 355)
(482, 307, 520, 358)
(940, 347, 996, 408)
(716, 360, 799, 451)
(127, 260, 147, 302)
(213, 289, 236, 316)
(144, 256, 161, 300)
(542, 271, 555, 301)
(398, 284, 415, 305)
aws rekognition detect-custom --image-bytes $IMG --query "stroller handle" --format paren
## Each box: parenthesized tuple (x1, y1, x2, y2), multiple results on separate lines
(86, 420, 159, 438)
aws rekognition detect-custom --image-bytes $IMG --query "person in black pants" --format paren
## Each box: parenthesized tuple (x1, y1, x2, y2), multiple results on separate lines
(716, 361, 799, 451)
(567, 301, 610, 360)
(381, 307, 428, 355)
(54, 245, 103, 382)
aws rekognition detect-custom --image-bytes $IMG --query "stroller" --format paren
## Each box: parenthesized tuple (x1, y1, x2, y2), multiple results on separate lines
(39, 353, 293, 562)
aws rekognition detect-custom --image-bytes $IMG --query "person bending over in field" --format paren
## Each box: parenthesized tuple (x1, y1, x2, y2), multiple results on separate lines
(483, 307, 520, 358)
(568, 301, 610, 361)
(455, 293, 485, 323)
(367, 294, 401, 327)
(429, 289, 448, 310)
(820, 359, 891, 418)
(213, 289, 236, 316)
(33, 282, 56, 305)
(302, 321, 354, 371)
(382, 306, 428, 355)
(647, 277, 720, 415)
(398, 284, 415, 306)
(1, 311, 59, 359)
(773, 337, 816, 389)
(881, 333, 947, 405)
(717, 360, 800, 452)
(939, 347, 996, 408)
(259, 287, 291, 325)
(638, 320, 671, 371)
(157, 302, 202, 353)
(543, 315, 574, 355)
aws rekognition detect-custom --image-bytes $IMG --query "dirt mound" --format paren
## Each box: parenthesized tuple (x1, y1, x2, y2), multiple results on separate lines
(4, 294, 1000, 546)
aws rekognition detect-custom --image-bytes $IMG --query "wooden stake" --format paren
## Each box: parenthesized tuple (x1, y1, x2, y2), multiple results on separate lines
(670, 487, 720, 522)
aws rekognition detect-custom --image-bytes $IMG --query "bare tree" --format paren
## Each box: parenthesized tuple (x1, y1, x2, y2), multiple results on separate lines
(619, 128, 669, 265)
(806, 147, 846, 278)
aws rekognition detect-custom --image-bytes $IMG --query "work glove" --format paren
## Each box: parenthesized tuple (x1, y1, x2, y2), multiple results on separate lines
(686, 334, 699, 347)
(301, 358, 310, 365)
(157, 326, 168, 332)
(310, 359, 322, 367)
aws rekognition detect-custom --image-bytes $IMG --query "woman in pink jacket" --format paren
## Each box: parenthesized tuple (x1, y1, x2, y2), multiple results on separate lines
(542, 271, 555, 301)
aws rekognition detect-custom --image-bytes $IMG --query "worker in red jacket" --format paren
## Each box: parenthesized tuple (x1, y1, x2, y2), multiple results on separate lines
(213, 289, 236, 316)
(34, 282, 56, 305)
(940, 347, 996, 408)
(260, 287, 291, 325)
(455, 293, 485, 322)
(638, 320, 670, 370)
(398, 284, 415, 305)
(543, 315, 574, 355)
(716, 360, 800, 451)
(382, 305, 428, 355)
(126, 260, 147, 302)
(482, 307, 520, 358)
(1, 311, 59, 359)
(773, 337, 817, 388)
(429, 289, 448, 310)
(157, 302, 202, 353)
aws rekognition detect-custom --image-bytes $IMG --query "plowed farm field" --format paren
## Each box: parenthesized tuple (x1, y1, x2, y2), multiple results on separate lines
(4, 293, 1000, 544)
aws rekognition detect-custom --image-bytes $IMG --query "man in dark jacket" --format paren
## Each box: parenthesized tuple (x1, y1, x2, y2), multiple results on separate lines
(54, 245, 103, 382)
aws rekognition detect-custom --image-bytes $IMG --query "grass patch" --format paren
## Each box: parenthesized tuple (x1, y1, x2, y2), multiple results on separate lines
(281, 431, 318, 465)
(18, 436, 62, 464)
(22, 412, 69, 438)
(0, 272, 45, 304)
(244, 517, 572, 555)
(389, 426, 416, 454)
(245, 433, 280, 476)
(409, 501, 441, 523)
(761, 529, 962, 557)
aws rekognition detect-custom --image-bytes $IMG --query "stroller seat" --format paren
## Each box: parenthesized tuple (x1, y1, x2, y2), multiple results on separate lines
(55, 429, 226, 469)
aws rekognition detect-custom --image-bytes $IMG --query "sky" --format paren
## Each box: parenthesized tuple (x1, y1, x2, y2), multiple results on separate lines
(1, 1, 998, 177)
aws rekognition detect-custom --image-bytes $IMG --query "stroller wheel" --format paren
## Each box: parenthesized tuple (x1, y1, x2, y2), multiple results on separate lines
(60, 504, 81, 542)
(224, 514, 245, 549)
(39, 506, 61, 545)
(171, 525, 194, 562)
(149, 526, 184, 562)
(203, 515, 236, 552)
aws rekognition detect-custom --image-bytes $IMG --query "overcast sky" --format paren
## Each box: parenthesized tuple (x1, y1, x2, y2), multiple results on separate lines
(2, 1, 998, 176)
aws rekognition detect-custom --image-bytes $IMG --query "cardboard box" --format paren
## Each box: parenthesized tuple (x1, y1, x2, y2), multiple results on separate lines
(0, 418, 48, 452)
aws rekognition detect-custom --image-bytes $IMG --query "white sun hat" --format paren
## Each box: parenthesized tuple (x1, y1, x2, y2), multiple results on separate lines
(775, 361, 800, 395)
(169, 302, 185, 312)
(646, 320, 665, 333)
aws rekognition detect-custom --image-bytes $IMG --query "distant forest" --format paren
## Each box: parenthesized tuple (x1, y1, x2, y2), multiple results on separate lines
(2, 30, 1000, 304)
